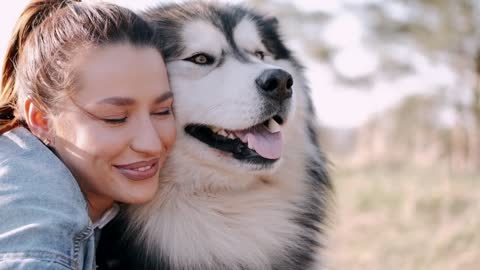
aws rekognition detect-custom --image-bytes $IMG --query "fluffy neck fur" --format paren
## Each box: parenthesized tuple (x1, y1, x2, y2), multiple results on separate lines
(124, 70, 328, 270)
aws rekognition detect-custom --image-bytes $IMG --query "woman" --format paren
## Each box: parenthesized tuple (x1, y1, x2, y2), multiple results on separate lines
(0, 0, 175, 269)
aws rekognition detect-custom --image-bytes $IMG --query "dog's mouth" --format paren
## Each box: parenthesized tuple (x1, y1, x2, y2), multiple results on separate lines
(185, 115, 285, 164)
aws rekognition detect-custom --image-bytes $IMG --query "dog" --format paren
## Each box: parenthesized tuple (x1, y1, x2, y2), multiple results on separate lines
(97, 2, 333, 270)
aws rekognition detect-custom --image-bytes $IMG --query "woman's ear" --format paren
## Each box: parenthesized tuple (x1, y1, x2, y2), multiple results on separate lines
(24, 98, 52, 144)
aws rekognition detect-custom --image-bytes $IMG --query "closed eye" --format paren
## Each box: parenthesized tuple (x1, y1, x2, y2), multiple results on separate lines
(183, 53, 215, 65)
(102, 117, 127, 125)
(152, 109, 172, 116)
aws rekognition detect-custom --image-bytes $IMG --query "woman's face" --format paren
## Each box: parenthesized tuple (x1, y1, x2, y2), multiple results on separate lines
(51, 44, 175, 213)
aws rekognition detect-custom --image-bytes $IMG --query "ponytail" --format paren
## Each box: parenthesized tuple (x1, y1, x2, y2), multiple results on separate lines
(0, 0, 78, 133)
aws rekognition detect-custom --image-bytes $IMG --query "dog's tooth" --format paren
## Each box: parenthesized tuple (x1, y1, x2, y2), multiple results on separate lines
(218, 130, 228, 137)
(268, 118, 281, 133)
(227, 133, 235, 139)
(247, 140, 255, 150)
(212, 127, 221, 133)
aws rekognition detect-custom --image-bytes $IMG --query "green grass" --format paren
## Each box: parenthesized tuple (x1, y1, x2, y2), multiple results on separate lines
(326, 167, 480, 270)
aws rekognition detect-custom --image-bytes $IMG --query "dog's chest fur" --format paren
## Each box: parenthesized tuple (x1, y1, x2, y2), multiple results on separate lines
(98, 143, 328, 270)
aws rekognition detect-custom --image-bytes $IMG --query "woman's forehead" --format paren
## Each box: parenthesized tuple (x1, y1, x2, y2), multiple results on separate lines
(74, 44, 169, 105)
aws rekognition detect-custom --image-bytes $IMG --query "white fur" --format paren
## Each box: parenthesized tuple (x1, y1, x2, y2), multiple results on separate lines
(127, 16, 325, 270)
(234, 19, 267, 55)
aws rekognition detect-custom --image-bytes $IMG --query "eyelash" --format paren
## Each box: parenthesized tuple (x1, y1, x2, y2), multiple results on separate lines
(102, 117, 127, 124)
(153, 109, 172, 116)
(101, 109, 172, 125)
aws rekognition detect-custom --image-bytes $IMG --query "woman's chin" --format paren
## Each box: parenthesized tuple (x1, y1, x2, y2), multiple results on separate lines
(118, 177, 159, 205)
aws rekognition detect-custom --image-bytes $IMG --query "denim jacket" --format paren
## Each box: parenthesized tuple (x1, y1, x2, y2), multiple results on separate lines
(0, 127, 96, 270)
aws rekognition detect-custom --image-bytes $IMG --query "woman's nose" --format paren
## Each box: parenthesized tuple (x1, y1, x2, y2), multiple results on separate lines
(130, 118, 164, 155)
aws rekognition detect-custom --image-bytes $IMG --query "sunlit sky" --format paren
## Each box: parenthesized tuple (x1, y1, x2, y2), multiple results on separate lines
(0, 0, 431, 129)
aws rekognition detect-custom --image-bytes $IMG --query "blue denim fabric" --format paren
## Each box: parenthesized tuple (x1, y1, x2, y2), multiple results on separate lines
(0, 127, 96, 270)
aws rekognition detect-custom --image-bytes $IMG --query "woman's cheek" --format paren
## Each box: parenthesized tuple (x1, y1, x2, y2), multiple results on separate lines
(76, 126, 127, 158)
(160, 119, 177, 151)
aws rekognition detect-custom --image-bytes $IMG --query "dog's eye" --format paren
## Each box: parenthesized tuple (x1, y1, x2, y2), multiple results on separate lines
(254, 50, 265, 60)
(184, 53, 215, 65)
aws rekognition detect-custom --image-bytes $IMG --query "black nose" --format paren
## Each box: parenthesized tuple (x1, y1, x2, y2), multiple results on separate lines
(255, 69, 293, 102)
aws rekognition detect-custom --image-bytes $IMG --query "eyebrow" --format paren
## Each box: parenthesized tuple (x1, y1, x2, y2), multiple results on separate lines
(96, 92, 173, 106)
(154, 92, 174, 104)
(96, 97, 135, 106)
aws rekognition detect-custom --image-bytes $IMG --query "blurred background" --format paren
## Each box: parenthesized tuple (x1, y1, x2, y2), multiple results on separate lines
(2, 0, 479, 269)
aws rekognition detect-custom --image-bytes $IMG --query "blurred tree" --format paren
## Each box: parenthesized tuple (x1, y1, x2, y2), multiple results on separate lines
(249, 0, 480, 169)
(380, 0, 480, 169)
(474, 51, 480, 164)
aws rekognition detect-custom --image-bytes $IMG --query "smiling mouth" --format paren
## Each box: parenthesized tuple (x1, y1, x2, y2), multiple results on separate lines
(184, 115, 284, 164)
(114, 159, 160, 181)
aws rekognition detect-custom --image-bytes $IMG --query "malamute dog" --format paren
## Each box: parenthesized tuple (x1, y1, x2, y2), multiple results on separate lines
(97, 2, 333, 270)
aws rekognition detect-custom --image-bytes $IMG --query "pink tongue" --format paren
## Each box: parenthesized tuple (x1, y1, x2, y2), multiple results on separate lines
(234, 126, 283, 160)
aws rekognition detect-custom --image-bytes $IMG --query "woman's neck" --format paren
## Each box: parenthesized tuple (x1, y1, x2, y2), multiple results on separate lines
(86, 195, 114, 223)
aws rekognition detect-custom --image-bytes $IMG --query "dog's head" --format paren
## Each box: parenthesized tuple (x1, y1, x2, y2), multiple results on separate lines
(145, 2, 301, 173)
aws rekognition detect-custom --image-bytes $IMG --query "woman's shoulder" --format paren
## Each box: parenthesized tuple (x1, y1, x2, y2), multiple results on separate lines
(0, 127, 87, 208)
(0, 127, 91, 254)
(0, 126, 54, 165)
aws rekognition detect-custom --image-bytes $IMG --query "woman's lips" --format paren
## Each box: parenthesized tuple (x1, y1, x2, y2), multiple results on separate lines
(114, 159, 160, 181)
